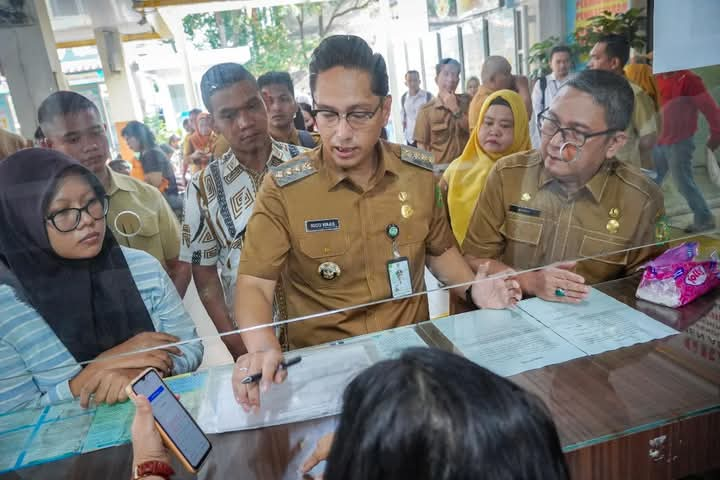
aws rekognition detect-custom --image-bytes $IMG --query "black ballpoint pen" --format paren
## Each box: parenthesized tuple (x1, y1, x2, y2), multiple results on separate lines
(240, 356, 302, 384)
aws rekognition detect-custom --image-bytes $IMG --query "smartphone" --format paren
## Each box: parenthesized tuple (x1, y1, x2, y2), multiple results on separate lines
(127, 368, 212, 473)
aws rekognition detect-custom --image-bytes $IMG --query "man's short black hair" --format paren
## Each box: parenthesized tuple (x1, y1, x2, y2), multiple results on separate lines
(309, 35, 389, 98)
(258, 71, 295, 97)
(598, 34, 630, 67)
(189, 108, 202, 116)
(38, 91, 101, 129)
(435, 58, 461, 76)
(405, 70, 420, 78)
(550, 45, 572, 60)
(564, 69, 634, 131)
(200, 63, 257, 112)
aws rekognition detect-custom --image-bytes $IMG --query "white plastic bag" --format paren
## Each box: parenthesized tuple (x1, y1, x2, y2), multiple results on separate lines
(708, 147, 720, 188)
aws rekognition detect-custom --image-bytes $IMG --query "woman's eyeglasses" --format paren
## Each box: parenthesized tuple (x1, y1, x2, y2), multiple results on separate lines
(46, 197, 109, 233)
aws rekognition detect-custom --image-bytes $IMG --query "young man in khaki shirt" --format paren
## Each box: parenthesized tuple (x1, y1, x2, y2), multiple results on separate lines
(589, 34, 658, 170)
(413, 58, 471, 166)
(463, 70, 665, 304)
(231, 35, 522, 411)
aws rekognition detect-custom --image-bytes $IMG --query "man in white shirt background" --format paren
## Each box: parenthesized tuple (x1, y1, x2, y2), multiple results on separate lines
(401, 70, 432, 146)
(530, 45, 573, 148)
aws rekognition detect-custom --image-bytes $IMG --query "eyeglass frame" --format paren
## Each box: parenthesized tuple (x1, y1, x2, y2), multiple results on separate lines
(46, 196, 109, 233)
(537, 108, 618, 148)
(310, 97, 385, 129)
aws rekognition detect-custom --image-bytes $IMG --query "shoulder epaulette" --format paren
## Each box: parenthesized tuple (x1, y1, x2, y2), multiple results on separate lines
(270, 156, 317, 187)
(400, 145, 434, 171)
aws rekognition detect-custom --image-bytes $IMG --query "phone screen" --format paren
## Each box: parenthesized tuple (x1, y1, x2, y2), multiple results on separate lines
(132, 370, 211, 469)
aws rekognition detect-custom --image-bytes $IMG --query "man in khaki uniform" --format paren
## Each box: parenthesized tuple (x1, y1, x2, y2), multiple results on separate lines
(463, 70, 665, 304)
(414, 58, 471, 166)
(589, 34, 658, 170)
(232, 35, 521, 411)
(38, 91, 189, 296)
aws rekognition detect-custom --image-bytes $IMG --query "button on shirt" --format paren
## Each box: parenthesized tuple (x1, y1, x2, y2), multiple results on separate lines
(238, 141, 457, 349)
(180, 141, 301, 309)
(413, 94, 471, 165)
(403, 89, 432, 143)
(106, 168, 181, 268)
(462, 151, 665, 285)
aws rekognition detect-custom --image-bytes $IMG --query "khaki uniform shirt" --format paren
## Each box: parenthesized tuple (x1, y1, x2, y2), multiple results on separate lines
(462, 151, 665, 285)
(616, 81, 658, 169)
(106, 169, 181, 267)
(413, 94, 471, 166)
(239, 141, 457, 349)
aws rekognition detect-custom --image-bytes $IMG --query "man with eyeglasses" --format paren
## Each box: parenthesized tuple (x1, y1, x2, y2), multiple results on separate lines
(180, 63, 306, 359)
(231, 35, 521, 411)
(462, 69, 665, 304)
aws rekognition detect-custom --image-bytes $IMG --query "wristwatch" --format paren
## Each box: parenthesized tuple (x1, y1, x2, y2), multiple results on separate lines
(465, 286, 480, 309)
(134, 460, 175, 479)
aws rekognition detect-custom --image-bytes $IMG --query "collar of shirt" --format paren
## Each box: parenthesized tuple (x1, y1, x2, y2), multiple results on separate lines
(537, 158, 614, 203)
(106, 167, 137, 196)
(319, 140, 401, 191)
(221, 138, 289, 174)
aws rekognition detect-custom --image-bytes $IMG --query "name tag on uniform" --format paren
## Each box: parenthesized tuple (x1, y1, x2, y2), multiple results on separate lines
(387, 257, 413, 299)
(509, 204, 542, 217)
(305, 218, 340, 232)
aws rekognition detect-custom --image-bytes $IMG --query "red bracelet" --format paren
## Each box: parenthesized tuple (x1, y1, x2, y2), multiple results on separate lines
(134, 460, 175, 479)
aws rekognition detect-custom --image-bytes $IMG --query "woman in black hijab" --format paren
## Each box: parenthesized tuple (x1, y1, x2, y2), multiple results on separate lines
(0, 149, 202, 413)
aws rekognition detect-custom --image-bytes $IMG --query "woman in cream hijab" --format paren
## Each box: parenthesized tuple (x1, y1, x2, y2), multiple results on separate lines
(443, 89, 531, 245)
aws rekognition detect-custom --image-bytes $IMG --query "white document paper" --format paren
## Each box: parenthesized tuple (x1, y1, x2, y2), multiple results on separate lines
(198, 344, 372, 433)
(519, 289, 679, 355)
(432, 308, 586, 377)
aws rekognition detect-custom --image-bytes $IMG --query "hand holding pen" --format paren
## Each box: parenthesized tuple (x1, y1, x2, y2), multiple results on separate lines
(231, 349, 302, 412)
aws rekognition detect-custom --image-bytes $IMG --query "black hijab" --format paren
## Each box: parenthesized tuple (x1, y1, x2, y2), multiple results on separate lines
(0, 148, 155, 362)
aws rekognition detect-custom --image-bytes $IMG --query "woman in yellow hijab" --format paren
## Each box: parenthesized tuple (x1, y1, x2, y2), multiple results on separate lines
(443, 89, 530, 244)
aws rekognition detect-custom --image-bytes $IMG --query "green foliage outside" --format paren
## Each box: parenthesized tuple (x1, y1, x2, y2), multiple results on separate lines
(143, 114, 175, 145)
(182, 1, 374, 77)
(528, 8, 647, 80)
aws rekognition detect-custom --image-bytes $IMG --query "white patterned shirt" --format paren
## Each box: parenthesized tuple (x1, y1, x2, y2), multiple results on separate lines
(180, 141, 304, 309)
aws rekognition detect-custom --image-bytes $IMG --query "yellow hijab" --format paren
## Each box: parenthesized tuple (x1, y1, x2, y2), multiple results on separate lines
(444, 89, 530, 245)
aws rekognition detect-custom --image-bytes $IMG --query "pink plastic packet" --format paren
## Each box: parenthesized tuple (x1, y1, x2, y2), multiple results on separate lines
(636, 242, 720, 308)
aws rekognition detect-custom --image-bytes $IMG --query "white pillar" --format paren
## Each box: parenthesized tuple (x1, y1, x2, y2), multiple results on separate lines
(94, 27, 144, 166)
(0, 0, 68, 138)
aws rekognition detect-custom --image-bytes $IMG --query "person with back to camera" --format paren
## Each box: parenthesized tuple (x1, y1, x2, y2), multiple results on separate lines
(129, 348, 570, 480)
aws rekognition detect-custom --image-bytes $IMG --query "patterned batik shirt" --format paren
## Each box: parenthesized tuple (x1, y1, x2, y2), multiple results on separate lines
(180, 141, 305, 312)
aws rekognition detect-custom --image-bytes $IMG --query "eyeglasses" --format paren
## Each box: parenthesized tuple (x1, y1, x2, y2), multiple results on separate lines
(311, 98, 384, 130)
(537, 109, 616, 147)
(46, 196, 109, 233)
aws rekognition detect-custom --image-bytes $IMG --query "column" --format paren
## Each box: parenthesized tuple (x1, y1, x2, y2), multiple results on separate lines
(0, 0, 68, 138)
(94, 27, 144, 174)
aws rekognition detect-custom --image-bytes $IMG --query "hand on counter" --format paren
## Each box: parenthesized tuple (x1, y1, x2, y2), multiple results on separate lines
(520, 262, 589, 303)
(301, 432, 334, 479)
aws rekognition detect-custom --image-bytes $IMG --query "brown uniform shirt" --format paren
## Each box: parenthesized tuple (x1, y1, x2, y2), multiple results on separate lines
(413, 94, 471, 166)
(462, 151, 666, 285)
(238, 141, 457, 348)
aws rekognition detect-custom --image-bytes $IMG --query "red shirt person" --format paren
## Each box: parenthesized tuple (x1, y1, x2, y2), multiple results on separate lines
(654, 70, 720, 232)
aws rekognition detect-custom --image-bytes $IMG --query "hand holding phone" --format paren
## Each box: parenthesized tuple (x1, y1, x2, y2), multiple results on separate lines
(126, 368, 212, 473)
(131, 394, 173, 469)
